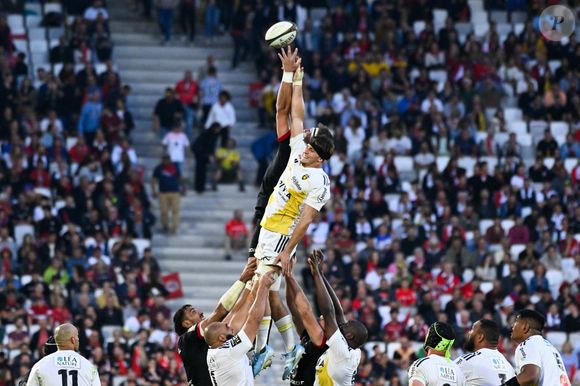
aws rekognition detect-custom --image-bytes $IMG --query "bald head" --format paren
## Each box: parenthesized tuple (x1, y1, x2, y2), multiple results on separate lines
(54, 323, 79, 351)
(204, 322, 233, 348)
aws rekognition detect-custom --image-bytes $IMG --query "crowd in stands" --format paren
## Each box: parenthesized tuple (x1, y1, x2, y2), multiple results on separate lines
(235, 0, 580, 384)
(0, 1, 190, 385)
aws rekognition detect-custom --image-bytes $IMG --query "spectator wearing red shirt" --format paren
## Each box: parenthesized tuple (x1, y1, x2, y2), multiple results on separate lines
(28, 161, 51, 188)
(436, 262, 460, 294)
(395, 280, 417, 307)
(224, 209, 247, 261)
(383, 308, 405, 342)
(68, 136, 90, 163)
(174, 70, 199, 137)
(507, 217, 530, 245)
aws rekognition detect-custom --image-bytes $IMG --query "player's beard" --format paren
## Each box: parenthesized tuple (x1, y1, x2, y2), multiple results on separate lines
(463, 336, 475, 352)
(226, 334, 235, 340)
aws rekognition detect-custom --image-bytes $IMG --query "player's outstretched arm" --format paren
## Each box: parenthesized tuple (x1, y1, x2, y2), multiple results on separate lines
(314, 250, 347, 326)
(284, 255, 325, 346)
(309, 253, 338, 337)
(200, 257, 257, 329)
(274, 204, 317, 276)
(290, 65, 305, 138)
(276, 46, 298, 140)
(242, 272, 276, 342)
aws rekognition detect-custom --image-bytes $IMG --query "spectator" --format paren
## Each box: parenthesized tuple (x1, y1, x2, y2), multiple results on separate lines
(162, 123, 190, 174)
(212, 138, 244, 192)
(174, 70, 198, 137)
(155, 0, 179, 44)
(191, 123, 221, 193)
(84, 0, 109, 21)
(204, 0, 220, 42)
(78, 91, 103, 145)
(199, 66, 221, 124)
(536, 129, 559, 157)
(179, 0, 196, 43)
(152, 87, 184, 138)
(223, 209, 248, 261)
(205, 90, 235, 147)
(151, 155, 181, 234)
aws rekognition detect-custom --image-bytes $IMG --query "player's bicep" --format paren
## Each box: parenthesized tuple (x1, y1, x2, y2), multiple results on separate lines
(290, 117, 304, 138)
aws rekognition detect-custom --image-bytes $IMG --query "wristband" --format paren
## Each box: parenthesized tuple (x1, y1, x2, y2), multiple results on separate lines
(282, 72, 293, 83)
(219, 280, 245, 311)
(293, 68, 304, 86)
(501, 376, 520, 386)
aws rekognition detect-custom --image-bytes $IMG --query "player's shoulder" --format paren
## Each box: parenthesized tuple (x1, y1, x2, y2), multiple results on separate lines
(410, 356, 431, 370)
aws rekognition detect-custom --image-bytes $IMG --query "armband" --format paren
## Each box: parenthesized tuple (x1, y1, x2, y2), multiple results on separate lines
(219, 280, 245, 311)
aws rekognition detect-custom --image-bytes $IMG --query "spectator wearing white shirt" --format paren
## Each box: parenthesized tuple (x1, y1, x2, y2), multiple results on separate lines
(39, 110, 63, 133)
(148, 319, 177, 346)
(387, 127, 412, 155)
(414, 142, 435, 174)
(344, 117, 365, 159)
(369, 130, 389, 155)
(162, 124, 190, 173)
(510, 165, 526, 191)
(124, 309, 151, 335)
(420, 91, 444, 113)
(306, 216, 330, 251)
(111, 138, 138, 173)
(205, 91, 236, 147)
(84, 0, 109, 21)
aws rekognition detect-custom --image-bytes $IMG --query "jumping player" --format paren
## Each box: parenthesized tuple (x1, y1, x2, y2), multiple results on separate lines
(456, 319, 515, 385)
(503, 309, 571, 386)
(408, 322, 466, 386)
(173, 258, 256, 386)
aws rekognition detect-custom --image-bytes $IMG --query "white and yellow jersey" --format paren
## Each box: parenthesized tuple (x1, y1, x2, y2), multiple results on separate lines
(314, 330, 361, 386)
(261, 134, 331, 236)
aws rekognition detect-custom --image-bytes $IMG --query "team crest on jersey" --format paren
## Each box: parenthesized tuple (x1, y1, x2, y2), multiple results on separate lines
(302, 174, 309, 180)
(491, 358, 506, 372)
(438, 366, 457, 382)
(55, 355, 81, 369)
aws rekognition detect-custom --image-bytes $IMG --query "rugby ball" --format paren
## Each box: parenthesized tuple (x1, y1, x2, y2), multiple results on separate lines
(265, 21, 297, 49)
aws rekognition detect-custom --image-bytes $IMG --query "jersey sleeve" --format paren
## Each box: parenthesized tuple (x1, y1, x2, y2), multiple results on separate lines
(227, 330, 253, 359)
(304, 176, 330, 211)
(90, 365, 101, 386)
(326, 330, 350, 362)
(515, 340, 542, 372)
(408, 359, 428, 385)
(454, 356, 472, 381)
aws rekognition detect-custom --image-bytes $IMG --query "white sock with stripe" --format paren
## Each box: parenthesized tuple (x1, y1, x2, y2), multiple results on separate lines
(275, 315, 296, 352)
(255, 316, 271, 352)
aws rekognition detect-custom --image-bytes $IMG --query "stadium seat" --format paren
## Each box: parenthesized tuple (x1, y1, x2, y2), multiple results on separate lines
(465, 231, 474, 241)
(378, 306, 391, 328)
(494, 132, 509, 147)
(25, 15, 42, 28)
(546, 331, 567, 350)
(101, 325, 121, 342)
(564, 159, 578, 174)
(439, 294, 453, 309)
(511, 11, 527, 23)
(25, 3, 43, 15)
(521, 206, 532, 218)
(133, 238, 152, 258)
(510, 244, 526, 260)
(548, 60, 561, 74)
(428, 70, 447, 84)
(479, 282, 493, 294)
(501, 219, 515, 234)
(7, 14, 24, 30)
(543, 158, 555, 169)
(479, 219, 494, 235)
(474, 23, 490, 37)
(482, 156, 498, 172)
(546, 270, 564, 298)
(394, 156, 413, 173)
(561, 258, 578, 279)
(575, 234, 580, 243)
(29, 324, 40, 336)
(504, 107, 523, 121)
(521, 270, 534, 287)
(66, 137, 78, 150)
(554, 135, 565, 147)
(43, 2, 63, 14)
(550, 121, 569, 137)
(569, 332, 580, 347)
(12, 40, 27, 53)
(530, 120, 548, 137)
(455, 22, 473, 37)
(513, 23, 525, 35)
(490, 11, 508, 23)
(436, 156, 449, 172)
(29, 39, 48, 54)
(14, 224, 35, 246)
(515, 133, 532, 147)
(387, 342, 401, 359)
(364, 341, 386, 358)
(507, 120, 527, 136)
(458, 157, 476, 177)
(413, 21, 426, 36)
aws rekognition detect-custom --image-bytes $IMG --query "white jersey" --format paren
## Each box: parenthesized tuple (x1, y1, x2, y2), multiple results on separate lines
(314, 330, 361, 386)
(206, 330, 254, 386)
(261, 134, 331, 236)
(455, 348, 516, 385)
(408, 355, 466, 386)
(26, 350, 100, 386)
(514, 335, 571, 386)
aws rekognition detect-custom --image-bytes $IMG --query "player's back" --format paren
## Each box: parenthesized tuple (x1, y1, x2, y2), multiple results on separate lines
(408, 355, 466, 386)
(27, 350, 100, 386)
(177, 323, 212, 386)
(515, 335, 571, 386)
(455, 348, 515, 385)
(206, 331, 254, 386)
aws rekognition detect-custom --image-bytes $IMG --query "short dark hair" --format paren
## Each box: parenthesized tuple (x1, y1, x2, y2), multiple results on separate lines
(208, 66, 217, 75)
(518, 309, 545, 331)
(310, 123, 335, 160)
(342, 320, 368, 349)
(478, 319, 500, 345)
(173, 304, 191, 336)
(425, 322, 455, 351)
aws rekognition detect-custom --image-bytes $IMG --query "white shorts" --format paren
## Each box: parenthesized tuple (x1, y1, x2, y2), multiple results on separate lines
(253, 228, 297, 291)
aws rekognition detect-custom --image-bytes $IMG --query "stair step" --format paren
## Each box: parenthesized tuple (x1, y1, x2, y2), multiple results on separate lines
(114, 45, 232, 59)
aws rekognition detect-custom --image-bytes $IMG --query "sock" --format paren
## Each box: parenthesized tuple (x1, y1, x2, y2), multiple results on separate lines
(255, 316, 271, 352)
(275, 315, 296, 352)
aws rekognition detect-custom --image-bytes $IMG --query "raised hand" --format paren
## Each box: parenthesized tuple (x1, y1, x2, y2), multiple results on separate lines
(278, 46, 301, 72)
(239, 257, 257, 283)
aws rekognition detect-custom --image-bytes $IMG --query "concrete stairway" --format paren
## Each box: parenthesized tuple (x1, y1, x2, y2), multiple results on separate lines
(107, 2, 291, 383)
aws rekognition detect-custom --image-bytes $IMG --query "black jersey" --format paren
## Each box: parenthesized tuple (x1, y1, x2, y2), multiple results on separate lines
(177, 323, 212, 386)
(290, 332, 328, 386)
